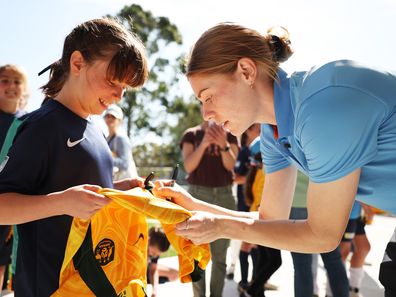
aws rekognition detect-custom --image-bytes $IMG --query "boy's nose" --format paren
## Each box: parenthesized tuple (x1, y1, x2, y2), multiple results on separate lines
(113, 86, 125, 101)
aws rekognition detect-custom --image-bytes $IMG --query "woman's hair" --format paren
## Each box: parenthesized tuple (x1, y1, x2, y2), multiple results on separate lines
(41, 18, 149, 98)
(0, 64, 29, 99)
(148, 226, 170, 253)
(186, 23, 293, 81)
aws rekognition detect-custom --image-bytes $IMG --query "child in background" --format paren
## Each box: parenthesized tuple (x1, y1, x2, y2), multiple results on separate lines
(338, 202, 373, 297)
(103, 104, 138, 179)
(0, 64, 29, 291)
(243, 139, 281, 297)
(147, 226, 179, 297)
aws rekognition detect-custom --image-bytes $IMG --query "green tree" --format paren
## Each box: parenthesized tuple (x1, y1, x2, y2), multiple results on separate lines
(108, 4, 183, 138)
(132, 97, 202, 169)
(108, 5, 204, 168)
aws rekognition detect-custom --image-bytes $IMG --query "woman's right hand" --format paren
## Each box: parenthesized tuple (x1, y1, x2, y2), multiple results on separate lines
(54, 185, 111, 220)
(153, 180, 194, 210)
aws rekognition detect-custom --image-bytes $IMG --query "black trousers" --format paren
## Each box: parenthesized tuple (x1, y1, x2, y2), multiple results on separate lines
(380, 240, 396, 297)
(247, 246, 282, 296)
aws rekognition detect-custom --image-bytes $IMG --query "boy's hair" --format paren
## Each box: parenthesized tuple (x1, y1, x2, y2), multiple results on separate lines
(41, 18, 148, 98)
(148, 226, 170, 252)
(0, 64, 29, 98)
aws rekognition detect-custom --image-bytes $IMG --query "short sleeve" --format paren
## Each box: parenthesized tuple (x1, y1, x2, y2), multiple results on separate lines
(296, 86, 385, 183)
(0, 121, 50, 194)
(260, 124, 291, 174)
(179, 130, 195, 149)
(227, 133, 239, 146)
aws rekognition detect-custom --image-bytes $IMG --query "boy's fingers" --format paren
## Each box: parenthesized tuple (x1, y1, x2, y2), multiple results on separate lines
(82, 184, 102, 192)
(92, 195, 111, 206)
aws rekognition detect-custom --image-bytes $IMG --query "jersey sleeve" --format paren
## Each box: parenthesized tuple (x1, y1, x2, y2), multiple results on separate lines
(295, 86, 386, 183)
(260, 124, 291, 174)
(0, 121, 50, 194)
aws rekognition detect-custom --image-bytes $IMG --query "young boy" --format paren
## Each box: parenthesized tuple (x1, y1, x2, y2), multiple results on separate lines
(0, 19, 149, 296)
(147, 226, 179, 297)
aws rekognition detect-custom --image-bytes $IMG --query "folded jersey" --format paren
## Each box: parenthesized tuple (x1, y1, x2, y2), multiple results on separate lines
(52, 187, 210, 297)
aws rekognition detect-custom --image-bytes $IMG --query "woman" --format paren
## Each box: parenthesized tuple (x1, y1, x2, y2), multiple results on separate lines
(153, 23, 396, 296)
(180, 118, 238, 297)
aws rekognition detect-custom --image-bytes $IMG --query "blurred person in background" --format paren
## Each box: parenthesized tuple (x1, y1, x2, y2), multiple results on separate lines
(180, 117, 239, 297)
(104, 104, 138, 180)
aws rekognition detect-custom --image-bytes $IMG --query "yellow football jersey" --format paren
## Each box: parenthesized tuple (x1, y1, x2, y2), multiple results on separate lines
(52, 187, 210, 297)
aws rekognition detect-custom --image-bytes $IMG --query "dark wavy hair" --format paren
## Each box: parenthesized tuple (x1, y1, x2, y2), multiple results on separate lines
(148, 226, 170, 252)
(41, 18, 148, 98)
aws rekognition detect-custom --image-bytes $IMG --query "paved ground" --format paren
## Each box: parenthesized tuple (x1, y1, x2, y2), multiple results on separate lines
(148, 214, 395, 297)
(2, 215, 394, 297)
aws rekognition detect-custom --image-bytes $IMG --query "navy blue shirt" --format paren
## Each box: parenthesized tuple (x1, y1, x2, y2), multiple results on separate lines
(234, 146, 250, 211)
(0, 110, 17, 264)
(0, 100, 113, 297)
(0, 110, 16, 146)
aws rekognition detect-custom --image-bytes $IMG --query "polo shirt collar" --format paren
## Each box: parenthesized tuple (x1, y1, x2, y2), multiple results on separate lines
(273, 68, 294, 138)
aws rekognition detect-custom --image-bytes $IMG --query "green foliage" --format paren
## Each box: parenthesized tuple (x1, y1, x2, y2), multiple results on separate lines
(108, 4, 202, 167)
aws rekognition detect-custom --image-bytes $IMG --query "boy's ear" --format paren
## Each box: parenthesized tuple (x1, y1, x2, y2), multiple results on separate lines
(69, 51, 86, 76)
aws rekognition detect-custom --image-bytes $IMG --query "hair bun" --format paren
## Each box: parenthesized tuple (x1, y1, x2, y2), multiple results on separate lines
(267, 26, 293, 63)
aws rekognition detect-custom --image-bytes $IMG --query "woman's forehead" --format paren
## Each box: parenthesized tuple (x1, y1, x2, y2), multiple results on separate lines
(190, 73, 234, 94)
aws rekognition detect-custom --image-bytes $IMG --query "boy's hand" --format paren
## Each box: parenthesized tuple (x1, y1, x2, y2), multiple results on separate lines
(57, 184, 111, 220)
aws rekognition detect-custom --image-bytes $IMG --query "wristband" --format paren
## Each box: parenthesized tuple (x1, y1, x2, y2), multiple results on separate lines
(220, 144, 230, 152)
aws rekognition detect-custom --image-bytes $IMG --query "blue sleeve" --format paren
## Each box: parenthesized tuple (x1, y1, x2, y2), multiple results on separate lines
(0, 121, 49, 194)
(260, 124, 291, 174)
(112, 135, 131, 171)
(295, 86, 385, 183)
(349, 201, 362, 219)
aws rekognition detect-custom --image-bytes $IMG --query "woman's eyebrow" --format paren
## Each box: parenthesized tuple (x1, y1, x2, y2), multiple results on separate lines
(197, 88, 208, 99)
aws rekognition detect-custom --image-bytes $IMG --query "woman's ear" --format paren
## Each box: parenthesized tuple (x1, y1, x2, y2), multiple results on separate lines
(236, 58, 257, 86)
(69, 51, 86, 76)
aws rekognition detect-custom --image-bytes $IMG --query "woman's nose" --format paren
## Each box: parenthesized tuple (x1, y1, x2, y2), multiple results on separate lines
(201, 104, 215, 122)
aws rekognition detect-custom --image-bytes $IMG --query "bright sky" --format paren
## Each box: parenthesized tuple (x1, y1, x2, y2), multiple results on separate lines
(1, 0, 395, 113)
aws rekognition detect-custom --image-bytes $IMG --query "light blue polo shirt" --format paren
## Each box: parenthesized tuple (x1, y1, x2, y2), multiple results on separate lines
(261, 60, 396, 214)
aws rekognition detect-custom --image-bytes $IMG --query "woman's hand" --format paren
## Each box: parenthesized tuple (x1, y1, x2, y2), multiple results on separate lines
(113, 177, 145, 191)
(175, 211, 223, 245)
(153, 180, 194, 210)
(55, 184, 111, 220)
